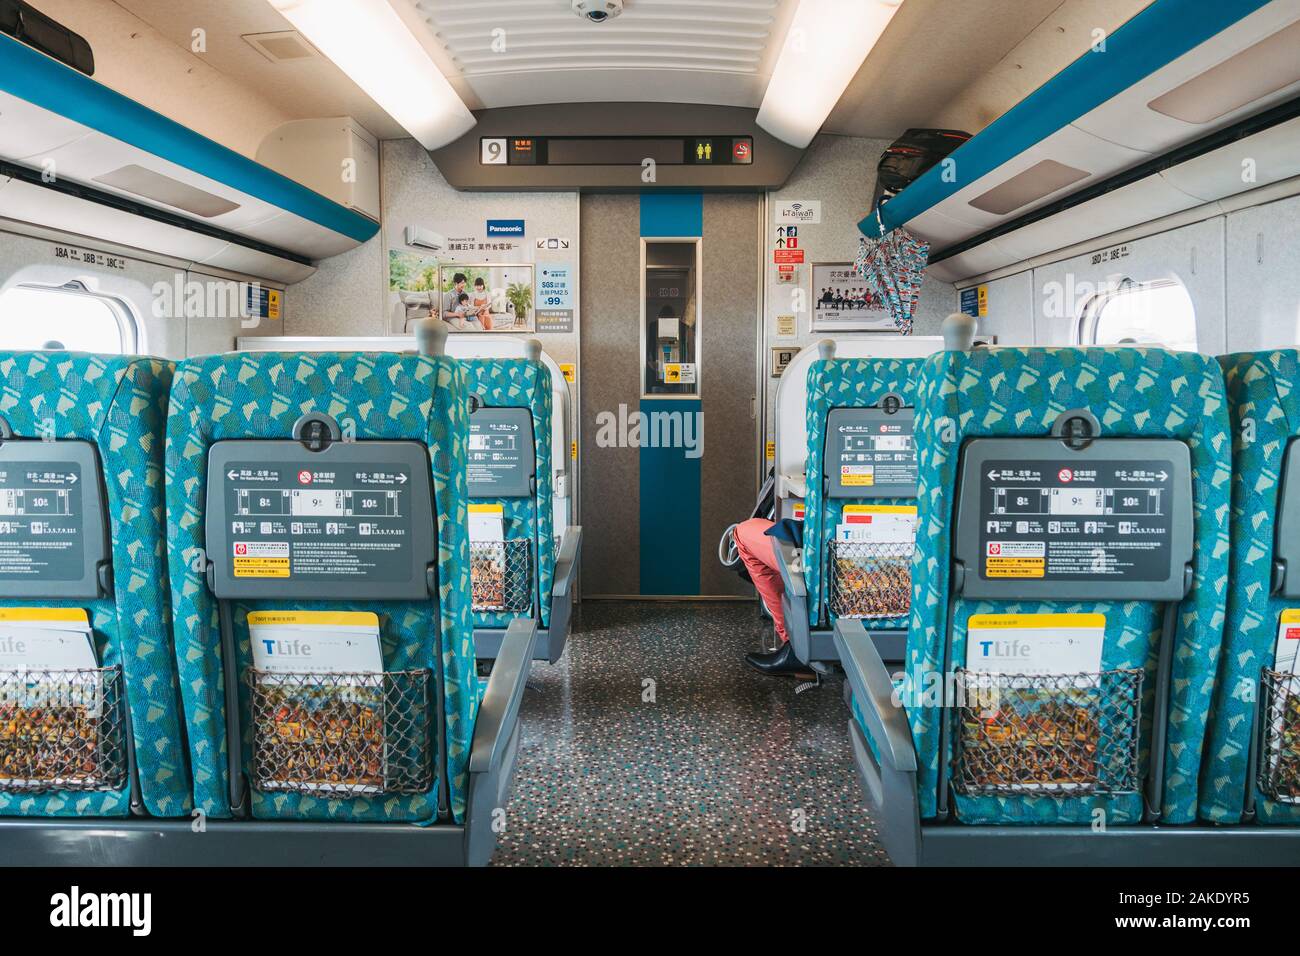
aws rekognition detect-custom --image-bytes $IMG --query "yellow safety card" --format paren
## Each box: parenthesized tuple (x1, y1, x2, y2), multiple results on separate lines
(0, 607, 90, 624)
(246, 610, 380, 629)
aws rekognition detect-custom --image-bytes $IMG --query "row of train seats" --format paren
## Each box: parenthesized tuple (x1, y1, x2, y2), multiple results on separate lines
(0, 343, 569, 866)
(460, 351, 580, 664)
(779, 352, 924, 666)
(803, 345, 1300, 863)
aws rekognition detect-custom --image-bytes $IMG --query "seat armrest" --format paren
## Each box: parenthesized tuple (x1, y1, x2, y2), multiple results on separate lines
(774, 538, 806, 599)
(469, 617, 537, 774)
(833, 618, 916, 773)
(551, 526, 582, 599)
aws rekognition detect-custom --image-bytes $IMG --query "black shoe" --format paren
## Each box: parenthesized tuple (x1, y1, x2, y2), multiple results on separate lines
(744, 643, 815, 679)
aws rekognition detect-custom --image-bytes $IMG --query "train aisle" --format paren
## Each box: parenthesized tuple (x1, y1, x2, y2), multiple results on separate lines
(494, 602, 890, 866)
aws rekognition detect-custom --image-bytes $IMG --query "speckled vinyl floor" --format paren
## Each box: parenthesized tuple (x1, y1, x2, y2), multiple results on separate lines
(491, 600, 892, 866)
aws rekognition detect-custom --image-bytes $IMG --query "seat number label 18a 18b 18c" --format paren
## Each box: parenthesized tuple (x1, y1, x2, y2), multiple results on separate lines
(977, 459, 1177, 582)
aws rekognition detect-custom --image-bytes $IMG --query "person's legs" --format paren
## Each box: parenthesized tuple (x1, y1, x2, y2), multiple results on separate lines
(733, 517, 789, 643)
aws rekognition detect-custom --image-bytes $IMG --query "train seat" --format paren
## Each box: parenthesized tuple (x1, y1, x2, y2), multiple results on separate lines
(459, 351, 580, 664)
(0, 351, 191, 820)
(1202, 350, 1300, 825)
(162, 350, 533, 864)
(779, 351, 924, 666)
(838, 346, 1235, 863)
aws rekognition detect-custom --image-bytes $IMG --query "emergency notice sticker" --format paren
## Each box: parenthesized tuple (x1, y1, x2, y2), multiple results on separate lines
(984, 540, 1046, 578)
(232, 541, 290, 578)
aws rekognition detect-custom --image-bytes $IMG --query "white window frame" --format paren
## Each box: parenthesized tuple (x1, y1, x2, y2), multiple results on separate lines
(1075, 276, 1197, 352)
(0, 281, 143, 354)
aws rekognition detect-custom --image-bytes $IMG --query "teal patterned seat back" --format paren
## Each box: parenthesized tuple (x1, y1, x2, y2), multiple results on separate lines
(804, 357, 924, 628)
(460, 359, 555, 629)
(901, 347, 1230, 825)
(1202, 350, 1300, 824)
(0, 351, 191, 819)
(165, 352, 478, 824)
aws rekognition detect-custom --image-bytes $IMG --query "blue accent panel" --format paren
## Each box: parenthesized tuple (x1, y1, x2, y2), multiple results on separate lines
(857, 0, 1273, 237)
(0, 33, 379, 245)
(640, 193, 703, 237)
(638, 399, 701, 595)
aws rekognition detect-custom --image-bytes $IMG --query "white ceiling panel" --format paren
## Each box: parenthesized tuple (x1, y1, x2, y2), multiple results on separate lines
(402, 0, 796, 108)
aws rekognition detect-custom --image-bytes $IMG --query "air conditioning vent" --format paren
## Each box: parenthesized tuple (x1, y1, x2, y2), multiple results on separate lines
(93, 164, 240, 218)
(242, 30, 318, 64)
(1148, 19, 1300, 125)
(968, 159, 1090, 215)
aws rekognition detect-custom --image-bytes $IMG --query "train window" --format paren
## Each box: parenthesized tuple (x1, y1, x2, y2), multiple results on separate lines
(0, 283, 140, 353)
(641, 239, 702, 397)
(1077, 278, 1198, 352)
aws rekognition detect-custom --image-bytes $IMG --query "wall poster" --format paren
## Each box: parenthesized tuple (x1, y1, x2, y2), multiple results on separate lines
(810, 261, 897, 333)
(437, 264, 535, 333)
(388, 230, 536, 334)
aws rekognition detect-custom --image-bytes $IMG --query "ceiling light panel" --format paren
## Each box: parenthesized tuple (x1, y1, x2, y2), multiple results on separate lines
(269, 0, 475, 150)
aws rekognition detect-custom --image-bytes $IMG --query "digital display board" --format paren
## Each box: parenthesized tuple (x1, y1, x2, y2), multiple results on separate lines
(479, 136, 756, 167)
